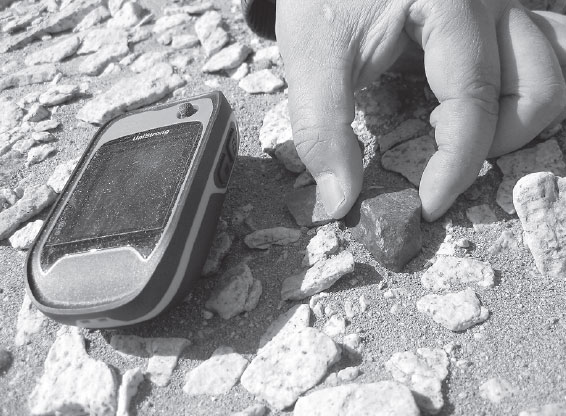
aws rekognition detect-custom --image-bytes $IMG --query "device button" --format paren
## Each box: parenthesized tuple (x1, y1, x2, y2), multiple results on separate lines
(226, 126, 238, 160)
(177, 103, 197, 118)
(215, 151, 233, 188)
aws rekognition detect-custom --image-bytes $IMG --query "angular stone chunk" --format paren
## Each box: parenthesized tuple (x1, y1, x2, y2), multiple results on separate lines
(303, 226, 340, 266)
(24, 35, 81, 66)
(244, 227, 301, 249)
(346, 187, 422, 271)
(497, 140, 566, 214)
(0, 99, 23, 133)
(202, 231, 232, 276)
(293, 381, 420, 416)
(258, 304, 311, 349)
(479, 377, 516, 403)
(381, 135, 436, 186)
(78, 43, 129, 75)
(286, 185, 333, 227)
(281, 251, 355, 301)
(41, 0, 101, 34)
(29, 328, 117, 416)
(421, 256, 495, 291)
(513, 172, 566, 279)
(27, 143, 57, 166)
(39, 84, 81, 106)
(239, 69, 285, 94)
(379, 118, 428, 153)
(9, 219, 43, 250)
(152, 13, 192, 34)
(416, 288, 489, 331)
(466, 204, 498, 231)
(78, 27, 128, 55)
(183, 346, 249, 395)
(47, 158, 79, 193)
(386, 348, 449, 414)
(116, 368, 144, 416)
(195, 11, 228, 55)
(241, 327, 340, 410)
(202, 43, 251, 73)
(0, 64, 58, 93)
(129, 51, 169, 73)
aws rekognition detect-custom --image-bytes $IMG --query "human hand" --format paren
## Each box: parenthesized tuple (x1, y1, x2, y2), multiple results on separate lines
(275, 0, 566, 221)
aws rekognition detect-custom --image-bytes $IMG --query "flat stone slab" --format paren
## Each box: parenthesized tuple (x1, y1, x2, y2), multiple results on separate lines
(244, 227, 301, 249)
(381, 135, 436, 186)
(514, 172, 566, 279)
(293, 381, 420, 416)
(24, 35, 81, 66)
(202, 43, 251, 73)
(421, 256, 495, 291)
(258, 304, 311, 349)
(239, 69, 285, 94)
(0, 64, 59, 93)
(15, 293, 46, 346)
(303, 226, 340, 266)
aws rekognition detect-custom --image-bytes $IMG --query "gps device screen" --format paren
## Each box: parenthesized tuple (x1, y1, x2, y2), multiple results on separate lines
(43, 122, 202, 266)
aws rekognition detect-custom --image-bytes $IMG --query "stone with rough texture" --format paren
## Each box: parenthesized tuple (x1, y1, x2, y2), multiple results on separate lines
(239, 69, 285, 94)
(346, 187, 422, 271)
(286, 185, 333, 227)
(202, 231, 232, 276)
(323, 315, 346, 340)
(0, 185, 56, 240)
(116, 368, 144, 416)
(29, 328, 117, 416)
(253, 45, 280, 63)
(74, 6, 110, 32)
(202, 43, 251, 73)
(244, 227, 301, 249)
(231, 404, 269, 416)
(0, 99, 23, 133)
(79, 43, 130, 75)
(386, 348, 449, 414)
(379, 119, 428, 153)
(195, 11, 229, 55)
(496, 140, 566, 214)
(153, 13, 192, 34)
(47, 158, 79, 193)
(24, 104, 50, 123)
(417, 288, 489, 331)
(107, 1, 146, 28)
(170, 33, 200, 49)
(241, 327, 340, 410)
(281, 251, 355, 301)
(9, 219, 43, 250)
(519, 403, 566, 416)
(183, 346, 249, 395)
(27, 143, 57, 166)
(24, 35, 81, 66)
(42, 0, 100, 34)
(466, 204, 498, 231)
(78, 27, 128, 55)
(258, 304, 311, 349)
(15, 293, 46, 346)
(421, 256, 495, 291)
(513, 172, 566, 279)
(39, 84, 80, 106)
(303, 226, 340, 266)
(33, 119, 61, 132)
(382, 135, 436, 186)
(205, 263, 262, 319)
(479, 377, 516, 403)
(489, 230, 521, 255)
(0, 64, 58, 93)
(77, 63, 185, 124)
(129, 51, 169, 73)
(293, 381, 420, 416)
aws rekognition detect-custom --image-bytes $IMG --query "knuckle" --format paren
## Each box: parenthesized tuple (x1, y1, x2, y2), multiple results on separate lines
(460, 81, 500, 116)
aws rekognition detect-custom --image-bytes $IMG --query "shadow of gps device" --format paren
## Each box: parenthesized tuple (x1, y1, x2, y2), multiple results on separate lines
(26, 91, 239, 328)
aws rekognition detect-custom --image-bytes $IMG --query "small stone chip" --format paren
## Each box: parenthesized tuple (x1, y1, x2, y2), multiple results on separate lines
(244, 227, 301, 249)
(239, 69, 285, 94)
(378, 118, 428, 153)
(202, 43, 251, 73)
(421, 256, 495, 291)
(9, 219, 43, 250)
(303, 226, 340, 267)
(479, 377, 516, 403)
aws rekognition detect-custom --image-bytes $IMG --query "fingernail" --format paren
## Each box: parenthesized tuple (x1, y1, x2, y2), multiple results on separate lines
(317, 173, 345, 216)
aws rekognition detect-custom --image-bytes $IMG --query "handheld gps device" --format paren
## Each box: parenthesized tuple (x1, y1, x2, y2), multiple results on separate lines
(26, 91, 239, 328)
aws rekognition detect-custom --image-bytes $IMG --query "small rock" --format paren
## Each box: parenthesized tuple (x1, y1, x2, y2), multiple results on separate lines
(293, 382, 420, 416)
(116, 368, 144, 416)
(47, 158, 79, 193)
(78, 43, 129, 75)
(258, 304, 311, 349)
(152, 13, 192, 34)
(29, 328, 117, 415)
(496, 139, 566, 214)
(386, 348, 449, 414)
(9, 219, 43, 250)
(33, 119, 60, 132)
(381, 135, 436, 186)
(0, 185, 56, 240)
(479, 377, 516, 403)
(230, 404, 269, 416)
(466, 204, 498, 231)
(183, 346, 248, 395)
(27, 143, 57, 166)
(421, 256, 495, 291)
(359, 294, 369, 312)
(202, 43, 251, 73)
(336, 366, 360, 383)
(241, 327, 341, 410)
(205, 262, 262, 319)
(416, 288, 489, 331)
(253, 45, 280, 64)
(455, 238, 471, 248)
(281, 251, 355, 301)
(42, 0, 101, 35)
(0, 99, 24, 133)
(15, 293, 45, 346)
(202, 231, 232, 276)
(128, 26, 152, 44)
(164, 2, 214, 15)
(519, 403, 566, 416)
(227, 62, 249, 80)
(170, 33, 199, 49)
(194, 11, 229, 55)
(344, 299, 356, 319)
(39, 84, 80, 106)
(74, 6, 111, 32)
(342, 333, 363, 359)
(78, 27, 128, 55)
(286, 185, 334, 227)
(488, 230, 521, 255)
(23, 103, 50, 123)
(302, 226, 340, 266)
(513, 172, 566, 279)
(323, 314, 346, 340)
(239, 69, 285, 94)
(244, 227, 301, 249)
(346, 187, 422, 272)
(0, 64, 58, 93)
(379, 119, 428, 153)
(129, 51, 169, 73)
(107, 1, 146, 28)
(0, 348, 13, 374)
(24, 35, 81, 66)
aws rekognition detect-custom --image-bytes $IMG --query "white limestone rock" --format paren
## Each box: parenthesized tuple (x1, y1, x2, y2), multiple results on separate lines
(239, 69, 285, 94)
(381, 135, 436, 186)
(107, 1, 146, 28)
(241, 327, 340, 410)
(227, 62, 249, 80)
(129, 51, 170, 73)
(15, 293, 46, 346)
(0, 64, 59, 93)
(479, 377, 516, 403)
(74, 6, 111, 32)
(466, 204, 498, 231)
(0, 99, 24, 133)
(29, 328, 117, 416)
(32, 119, 61, 132)
(152, 13, 192, 34)
(258, 304, 311, 349)
(488, 230, 521, 255)
(253, 45, 280, 64)
(194, 11, 229, 56)
(47, 158, 79, 193)
(303, 226, 340, 266)
(183, 346, 248, 395)
(116, 368, 144, 416)
(202, 43, 251, 73)
(39, 84, 80, 106)
(25, 35, 81, 67)
(421, 256, 495, 291)
(164, 2, 215, 15)
(323, 314, 346, 340)
(244, 227, 301, 249)
(9, 219, 43, 250)
(416, 288, 489, 331)
(519, 403, 566, 416)
(27, 143, 57, 166)
(78, 27, 128, 55)
(170, 33, 199, 49)
(23, 104, 50, 122)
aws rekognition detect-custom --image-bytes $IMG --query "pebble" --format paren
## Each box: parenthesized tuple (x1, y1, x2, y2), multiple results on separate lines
(227, 62, 249, 80)
(77, 27, 128, 55)
(74, 6, 111, 32)
(466, 204, 498, 231)
(239, 69, 285, 94)
(47, 158, 79, 193)
(29, 328, 117, 416)
(170, 33, 200, 49)
(359, 294, 369, 312)
(302, 226, 340, 266)
(421, 256, 495, 291)
(323, 314, 347, 340)
(24, 35, 81, 66)
(293, 381, 420, 416)
(378, 118, 428, 153)
(202, 43, 251, 73)
(77, 63, 185, 124)
(230, 404, 269, 416)
(496, 139, 566, 214)
(416, 288, 489, 331)
(202, 231, 233, 276)
(240, 327, 340, 410)
(346, 187, 422, 271)
(281, 250, 355, 301)
(0, 64, 59, 93)
(128, 51, 169, 73)
(342, 333, 363, 359)
(479, 377, 516, 403)
(195, 11, 229, 55)
(27, 143, 57, 166)
(0, 348, 13, 374)
(386, 348, 449, 414)
(23, 104, 50, 122)
(39, 84, 80, 106)
(78, 42, 130, 75)
(164, 3, 215, 15)
(0, 184, 56, 241)
(258, 304, 311, 349)
(344, 299, 356, 319)
(116, 367, 144, 416)
(107, 1, 146, 28)
(519, 403, 566, 416)
(0, 99, 24, 133)
(286, 185, 334, 227)
(514, 172, 566, 279)
(183, 346, 249, 395)
(244, 226, 301, 249)
(42, 0, 101, 35)
(253, 45, 280, 64)
(488, 230, 521, 255)
(9, 219, 43, 250)
(381, 135, 436, 186)
(205, 262, 262, 319)
(152, 13, 192, 34)
(32, 119, 60, 132)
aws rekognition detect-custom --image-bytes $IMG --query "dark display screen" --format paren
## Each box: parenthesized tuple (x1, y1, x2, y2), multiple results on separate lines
(45, 122, 202, 261)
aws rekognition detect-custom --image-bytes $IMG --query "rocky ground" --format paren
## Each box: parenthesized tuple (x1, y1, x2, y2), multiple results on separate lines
(0, 0, 566, 415)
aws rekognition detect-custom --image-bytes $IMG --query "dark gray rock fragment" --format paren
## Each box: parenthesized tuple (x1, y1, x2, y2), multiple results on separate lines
(285, 185, 333, 227)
